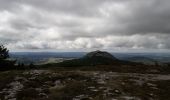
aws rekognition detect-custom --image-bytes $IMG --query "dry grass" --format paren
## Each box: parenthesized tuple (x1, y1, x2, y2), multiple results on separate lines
(0, 69, 170, 100)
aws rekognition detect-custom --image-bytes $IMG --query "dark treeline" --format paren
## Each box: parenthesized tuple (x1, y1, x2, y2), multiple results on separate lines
(0, 45, 36, 71)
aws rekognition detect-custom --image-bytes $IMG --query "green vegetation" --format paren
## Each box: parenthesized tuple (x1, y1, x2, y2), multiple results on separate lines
(0, 45, 16, 71)
(0, 45, 39, 71)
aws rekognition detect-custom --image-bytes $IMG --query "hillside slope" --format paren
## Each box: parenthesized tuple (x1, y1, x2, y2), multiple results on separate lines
(46, 50, 139, 67)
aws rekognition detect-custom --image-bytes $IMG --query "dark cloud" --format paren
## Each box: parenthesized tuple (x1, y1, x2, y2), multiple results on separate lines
(0, 0, 170, 51)
(119, 0, 170, 34)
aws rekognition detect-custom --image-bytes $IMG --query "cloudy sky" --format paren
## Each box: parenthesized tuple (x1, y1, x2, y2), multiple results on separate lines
(0, 0, 170, 52)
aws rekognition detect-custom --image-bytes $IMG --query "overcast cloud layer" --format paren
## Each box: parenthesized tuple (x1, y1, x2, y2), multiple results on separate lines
(0, 0, 170, 52)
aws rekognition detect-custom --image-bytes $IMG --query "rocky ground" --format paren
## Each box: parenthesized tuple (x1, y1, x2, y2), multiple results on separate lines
(0, 69, 170, 100)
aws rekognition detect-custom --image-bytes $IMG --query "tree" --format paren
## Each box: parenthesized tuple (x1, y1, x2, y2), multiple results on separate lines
(17, 62, 25, 70)
(29, 63, 35, 69)
(0, 45, 9, 60)
(0, 45, 16, 70)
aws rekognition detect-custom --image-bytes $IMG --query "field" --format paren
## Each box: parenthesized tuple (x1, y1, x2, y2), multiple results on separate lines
(0, 69, 170, 100)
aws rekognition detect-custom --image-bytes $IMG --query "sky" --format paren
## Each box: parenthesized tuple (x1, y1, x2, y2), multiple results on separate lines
(0, 0, 170, 52)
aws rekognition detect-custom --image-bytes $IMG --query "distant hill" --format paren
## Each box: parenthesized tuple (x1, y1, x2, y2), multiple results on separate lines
(84, 50, 118, 60)
(48, 50, 138, 67)
(10, 52, 85, 65)
(38, 51, 170, 74)
(124, 56, 156, 65)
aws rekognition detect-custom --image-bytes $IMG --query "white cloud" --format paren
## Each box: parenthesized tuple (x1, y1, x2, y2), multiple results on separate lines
(0, 0, 170, 52)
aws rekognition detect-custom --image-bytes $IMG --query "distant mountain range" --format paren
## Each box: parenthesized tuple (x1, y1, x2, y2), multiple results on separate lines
(9, 52, 170, 65)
